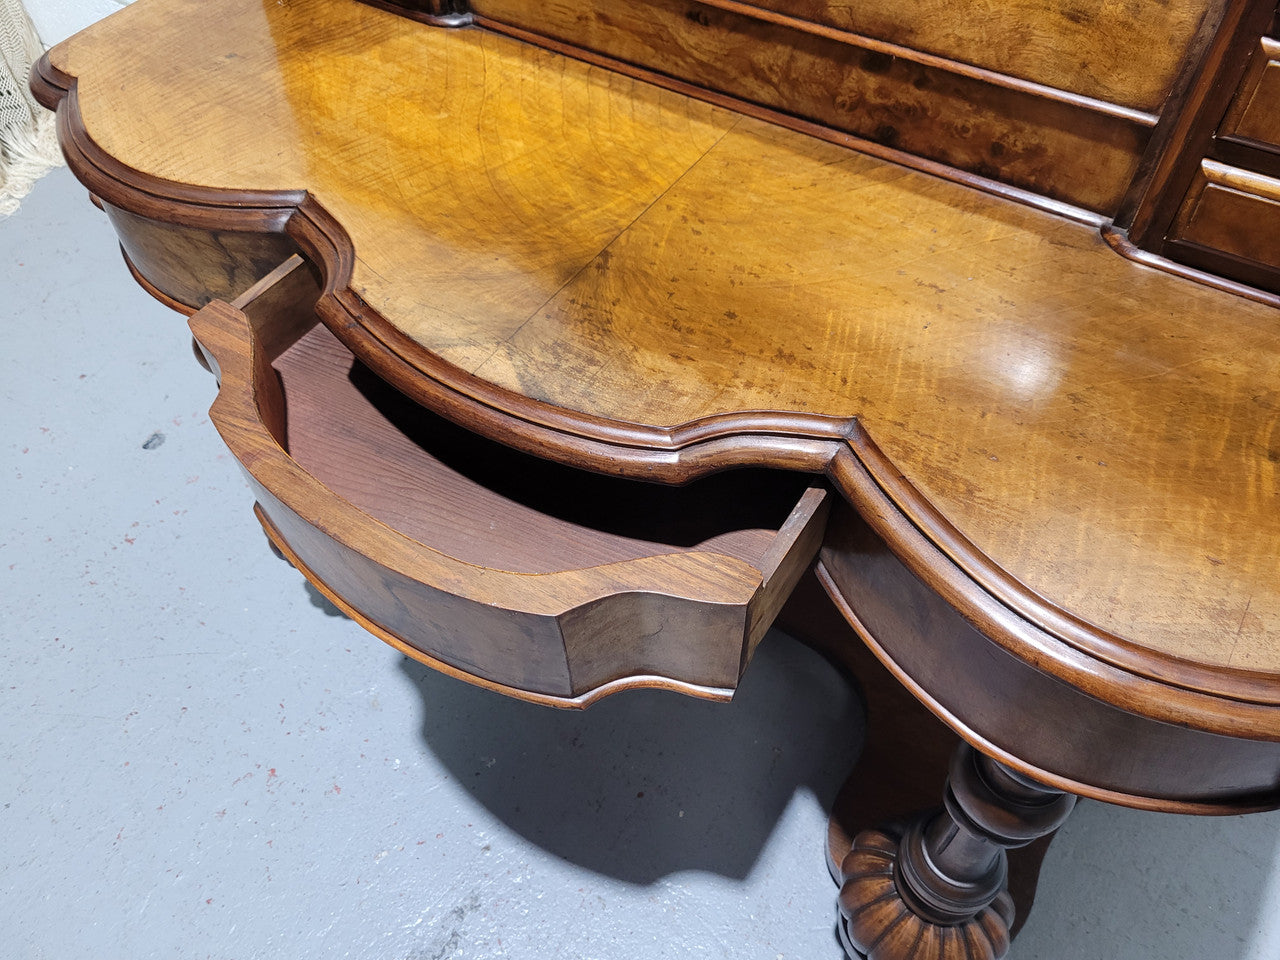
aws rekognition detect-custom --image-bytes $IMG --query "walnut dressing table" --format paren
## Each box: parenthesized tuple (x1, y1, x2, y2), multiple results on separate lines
(32, 0, 1280, 956)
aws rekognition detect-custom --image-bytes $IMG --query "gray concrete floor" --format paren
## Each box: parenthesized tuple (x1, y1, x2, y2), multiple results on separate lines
(4, 167, 1280, 959)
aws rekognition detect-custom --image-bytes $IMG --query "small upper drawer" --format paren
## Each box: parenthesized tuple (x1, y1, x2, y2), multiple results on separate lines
(1165, 160, 1280, 292)
(1220, 37, 1280, 152)
(188, 258, 830, 707)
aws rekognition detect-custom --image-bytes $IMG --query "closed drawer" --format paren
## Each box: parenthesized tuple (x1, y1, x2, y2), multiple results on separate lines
(1220, 37, 1280, 153)
(1165, 160, 1280, 292)
(189, 258, 830, 706)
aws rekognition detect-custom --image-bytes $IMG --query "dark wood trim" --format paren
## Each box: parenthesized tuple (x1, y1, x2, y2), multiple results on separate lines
(1112, 0, 1240, 229)
(1101, 223, 1280, 307)
(316, 279, 850, 462)
(28, 54, 72, 111)
(842, 425, 1280, 708)
(280, 180, 852, 473)
(1162, 235, 1280, 293)
(1123, 0, 1275, 244)
(812, 560, 1280, 814)
(58, 90, 304, 224)
(471, 15, 1109, 229)
(121, 247, 198, 315)
(823, 445, 1280, 737)
(692, 0, 1158, 126)
(1211, 134, 1280, 178)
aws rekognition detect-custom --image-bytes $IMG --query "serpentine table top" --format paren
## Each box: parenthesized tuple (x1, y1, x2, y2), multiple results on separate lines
(39, 0, 1280, 733)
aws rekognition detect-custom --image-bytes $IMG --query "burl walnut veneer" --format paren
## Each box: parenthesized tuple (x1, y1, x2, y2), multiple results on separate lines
(31, 0, 1280, 956)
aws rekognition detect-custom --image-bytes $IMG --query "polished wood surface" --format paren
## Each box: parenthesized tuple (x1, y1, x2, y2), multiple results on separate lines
(702, 0, 1220, 111)
(1173, 160, 1280, 281)
(42, 0, 1280, 692)
(817, 498, 1280, 807)
(473, 0, 1154, 212)
(1222, 37, 1280, 149)
(33, 1, 1280, 955)
(776, 573, 1057, 939)
(53, 0, 738, 371)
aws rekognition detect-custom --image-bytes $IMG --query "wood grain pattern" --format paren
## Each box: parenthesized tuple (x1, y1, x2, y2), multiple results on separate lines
(189, 280, 826, 702)
(816, 499, 1280, 809)
(1121, 0, 1274, 245)
(254, 503, 738, 708)
(474, 0, 1151, 212)
(463, 120, 1280, 683)
(101, 202, 300, 309)
(721, 0, 1223, 111)
(39, 0, 1280, 719)
(53, 0, 739, 368)
(1220, 37, 1280, 149)
(40, 0, 1280, 706)
(1172, 161, 1280, 276)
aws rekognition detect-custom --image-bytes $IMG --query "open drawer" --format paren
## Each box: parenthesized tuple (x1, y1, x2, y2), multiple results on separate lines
(189, 258, 830, 707)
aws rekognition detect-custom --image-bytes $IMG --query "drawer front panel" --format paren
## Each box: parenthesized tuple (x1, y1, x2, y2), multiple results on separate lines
(188, 267, 830, 706)
(1221, 37, 1280, 150)
(1166, 160, 1280, 291)
(1178, 182, 1280, 263)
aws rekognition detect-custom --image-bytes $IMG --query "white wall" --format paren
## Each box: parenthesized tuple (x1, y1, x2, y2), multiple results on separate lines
(25, 0, 131, 47)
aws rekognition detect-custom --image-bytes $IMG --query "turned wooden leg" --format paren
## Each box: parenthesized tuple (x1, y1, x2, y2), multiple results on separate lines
(837, 744, 1076, 960)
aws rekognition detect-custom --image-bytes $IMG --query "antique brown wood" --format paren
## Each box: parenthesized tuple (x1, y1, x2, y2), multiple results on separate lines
(34, 1, 1280, 689)
(1220, 37, 1280, 151)
(30, 0, 1280, 957)
(1158, 33, 1280, 293)
(815, 497, 1280, 810)
(472, 0, 1156, 212)
(190, 258, 830, 704)
(1120, 0, 1280, 294)
(695, 0, 1219, 110)
(1117, 0, 1274, 244)
(836, 745, 1075, 960)
(1167, 159, 1280, 291)
(776, 572, 1060, 943)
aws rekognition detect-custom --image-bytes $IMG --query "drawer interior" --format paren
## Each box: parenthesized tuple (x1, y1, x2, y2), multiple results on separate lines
(272, 321, 816, 575)
(196, 256, 829, 701)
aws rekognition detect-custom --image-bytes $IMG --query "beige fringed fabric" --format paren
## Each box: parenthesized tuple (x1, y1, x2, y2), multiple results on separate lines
(0, 0, 61, 216)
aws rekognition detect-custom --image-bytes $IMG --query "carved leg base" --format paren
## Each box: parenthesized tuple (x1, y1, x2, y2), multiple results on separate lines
(776, 574, 1071, 960)
(833, 744, 1075, 960)
(777, 575, 1075, 960)
(838, 823, 1015, 960)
